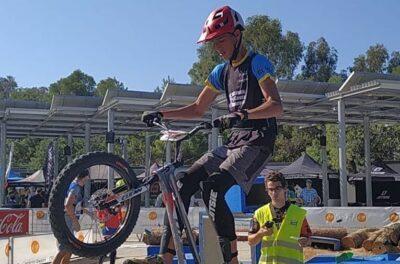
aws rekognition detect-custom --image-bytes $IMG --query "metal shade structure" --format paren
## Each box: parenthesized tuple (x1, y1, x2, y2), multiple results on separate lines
(1, 71, 400, 206)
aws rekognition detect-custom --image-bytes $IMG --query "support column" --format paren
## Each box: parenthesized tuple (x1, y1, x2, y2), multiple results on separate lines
(364, 115, 372, 206)
(166, 142, 171, 163)
(67, 134, 73, 163)
(84, 123, 90, 153)
(338, 99, 348, 206)
(144, 132, 151, 207)
(320, 124, 329, 206)
(122, 137, 128, 161)
(208, 133, 212, 151)
(107, 109, 114, 189)
(218, 135, 223, 147)
(0, 122, 6, 206)
(84, 123, 91, 206)
(211, 108, 219, 150)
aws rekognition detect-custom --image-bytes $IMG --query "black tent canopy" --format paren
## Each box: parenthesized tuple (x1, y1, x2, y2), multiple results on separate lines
(349, 160, 400, 181)
(278, 153, 337, 179)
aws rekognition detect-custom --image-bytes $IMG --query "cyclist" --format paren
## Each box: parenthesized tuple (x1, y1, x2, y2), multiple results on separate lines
(52, 170, 90, 264)
(141, 5, 282, 264)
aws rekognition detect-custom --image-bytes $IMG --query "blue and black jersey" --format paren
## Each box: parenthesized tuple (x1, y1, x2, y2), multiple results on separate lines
(205, 51, 278, 147)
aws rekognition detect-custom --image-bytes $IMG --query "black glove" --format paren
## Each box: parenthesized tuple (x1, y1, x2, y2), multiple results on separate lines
(141, 111, 163, 127)
(213, 113, 241, 130)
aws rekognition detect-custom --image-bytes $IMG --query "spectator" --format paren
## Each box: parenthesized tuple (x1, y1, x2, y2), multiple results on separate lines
(29, 188, 45, 208)
(286, 183, 297, 204)
(299, 179, 321, 207)
(26, 187, 35, 201)
(19, 188, 28, 208)
(248, 171, 312, 263)
(5, 194, 19, 208)
(52, 169, 90, 264)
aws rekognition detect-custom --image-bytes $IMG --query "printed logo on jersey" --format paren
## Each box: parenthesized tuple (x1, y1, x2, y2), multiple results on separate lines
(229, 89, 246, 109)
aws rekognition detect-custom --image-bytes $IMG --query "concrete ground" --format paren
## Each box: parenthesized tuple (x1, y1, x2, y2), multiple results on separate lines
(70, 233, 253, 264)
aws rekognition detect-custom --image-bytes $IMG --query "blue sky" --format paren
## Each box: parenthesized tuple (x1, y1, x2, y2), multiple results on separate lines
(0, 0, 398, 92)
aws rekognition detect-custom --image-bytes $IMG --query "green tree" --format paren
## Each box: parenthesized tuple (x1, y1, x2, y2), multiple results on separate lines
(328, 70, 348, 84)
(366, 44, 389, 73)
(181, 133, 208, 164)
(96, 77, 126, 97)
(188, 43, 223, 85)
(391, 66, 400, 75)
(11, 87, 51, 102)
(350, 44, 389, 73)
(126, 133, 146, 166)
(299, 37, 338, 82)
(273, 125, 320, 162)
(49, 70, 96, 96)
(351, 55, 368, 72)
(388, 51, 400, 74)
(244, 16, 303, 79)
(0, 76, 17, 99)
(154, 76, 175, 94)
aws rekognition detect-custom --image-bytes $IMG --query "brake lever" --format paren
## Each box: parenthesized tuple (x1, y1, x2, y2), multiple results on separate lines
(153, 121, 168, 130)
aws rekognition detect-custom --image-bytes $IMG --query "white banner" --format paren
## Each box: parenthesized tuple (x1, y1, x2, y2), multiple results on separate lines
(0, 238, 9, 264)
(305, 207, 400, 229)
(12, 234, 57, 264)
(132, 207, 203, 234)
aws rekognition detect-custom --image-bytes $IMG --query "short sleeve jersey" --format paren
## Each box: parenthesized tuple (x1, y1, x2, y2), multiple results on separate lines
(205, 51, 278, 148)
(67, 181, 83, 206)
(206, 52, 275, 94)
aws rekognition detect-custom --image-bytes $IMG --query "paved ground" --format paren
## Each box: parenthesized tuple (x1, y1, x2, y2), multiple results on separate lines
(70, 234, 253, 263)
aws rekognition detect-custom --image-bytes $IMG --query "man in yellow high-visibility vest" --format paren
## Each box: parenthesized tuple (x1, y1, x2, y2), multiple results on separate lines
(248, 171, 312, 264)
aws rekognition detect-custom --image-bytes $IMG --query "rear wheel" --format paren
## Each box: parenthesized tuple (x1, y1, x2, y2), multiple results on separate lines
(49, 151, 141, 257)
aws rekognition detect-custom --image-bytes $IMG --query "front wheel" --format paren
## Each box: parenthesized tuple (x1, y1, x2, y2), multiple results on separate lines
(49, 151, 141, 257)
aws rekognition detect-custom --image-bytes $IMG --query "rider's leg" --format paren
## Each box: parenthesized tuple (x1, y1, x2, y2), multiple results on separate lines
(212, 143, 275, 263)
(159, 164, 208, 263)
(201, 169, 238, 263)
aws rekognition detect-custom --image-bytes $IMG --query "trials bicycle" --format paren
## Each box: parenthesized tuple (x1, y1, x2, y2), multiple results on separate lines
(49, 121, 214, 264)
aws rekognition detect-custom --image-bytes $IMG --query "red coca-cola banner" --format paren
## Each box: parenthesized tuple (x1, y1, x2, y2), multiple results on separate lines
(0, 209, 29, 237)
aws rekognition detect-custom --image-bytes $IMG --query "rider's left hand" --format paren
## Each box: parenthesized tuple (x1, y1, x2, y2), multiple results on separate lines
(141, 111, 163, 127)
(212, 113, 242, 130)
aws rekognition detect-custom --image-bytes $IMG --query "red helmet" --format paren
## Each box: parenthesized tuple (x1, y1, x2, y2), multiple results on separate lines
(197, 6, 244, 44)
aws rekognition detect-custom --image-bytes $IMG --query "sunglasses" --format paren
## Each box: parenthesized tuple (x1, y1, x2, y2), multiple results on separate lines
(266, 186, 284, 193)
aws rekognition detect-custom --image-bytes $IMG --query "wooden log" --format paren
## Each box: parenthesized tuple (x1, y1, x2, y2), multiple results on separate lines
(386, 223, 400, 244)
(372, 242, 386, 255)
(362, 229, 384, 251)
(372, 232, 390, 254)
(372, 243, 400, 254)
(311, 228, 348, 240)
(142, 228, 199, 245)
(386, 244, 400, 253)
(341, 228, 378, 249)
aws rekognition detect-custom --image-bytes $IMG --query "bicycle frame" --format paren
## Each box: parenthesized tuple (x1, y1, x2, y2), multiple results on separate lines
(103, 122, 210, 264)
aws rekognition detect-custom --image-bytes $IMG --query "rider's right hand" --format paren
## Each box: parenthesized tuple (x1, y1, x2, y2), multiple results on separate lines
(141, 111, 163, 127)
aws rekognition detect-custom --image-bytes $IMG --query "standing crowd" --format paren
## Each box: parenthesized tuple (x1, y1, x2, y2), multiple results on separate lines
(4, 187, 47, 208)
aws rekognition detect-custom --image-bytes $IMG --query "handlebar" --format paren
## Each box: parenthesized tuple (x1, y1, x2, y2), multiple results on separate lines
(153, 121, 212, 143)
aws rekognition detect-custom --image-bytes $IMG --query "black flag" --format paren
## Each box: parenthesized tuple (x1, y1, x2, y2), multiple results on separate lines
(43, 141, 55, 194)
